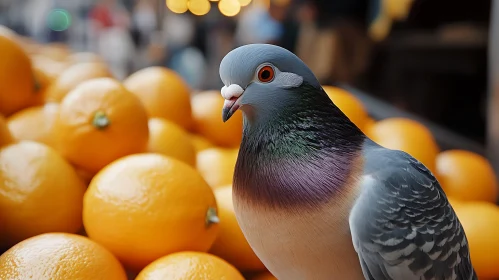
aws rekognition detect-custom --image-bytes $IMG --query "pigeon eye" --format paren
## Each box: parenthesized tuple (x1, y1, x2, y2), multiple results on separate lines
(257, 66, 275, 83)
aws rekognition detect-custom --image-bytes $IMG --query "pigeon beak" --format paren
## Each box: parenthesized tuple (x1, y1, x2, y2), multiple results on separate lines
(221, 84, 244, 122)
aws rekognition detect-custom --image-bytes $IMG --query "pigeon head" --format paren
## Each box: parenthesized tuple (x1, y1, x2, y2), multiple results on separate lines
(219, 44, 321, 123)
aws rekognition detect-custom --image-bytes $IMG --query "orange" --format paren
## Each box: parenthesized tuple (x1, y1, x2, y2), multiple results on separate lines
(32, 43, 69, 63)
(37, 43, 71, 62)
(0, 141, 86, 249)
(323, 86, 369, 130)
(32, 65, 52, 105)
(0, 115, 13, 148)
(135, 251, 245, 280)
(191, 133, 215, 152)
(453, 201, 499, 278)
(17, 37, 39, 54)
(191, 91, 243, 147)
(147, 118, 196, 166)
(251, 271, 277, 280)
(7, 103, 60, 149)
(0, 233, 127, 280)
(83, 153, 219, 271)
(66, 52, 105, 65)
(45, 61, 113, 102)
(57, 78, 149, 173)
(123, 66, 193, 129)
(197, 148, 239, 188)
(361, 117, 376, 136)
(0, 34, 36, 116)
(436, 150, 498, 203)
(75, 166, 95, 186)
(210, 186, 266, 271)
(446, 196, 465, 210)
(368, 118, 440, 173)
(30, 54, 68, 80)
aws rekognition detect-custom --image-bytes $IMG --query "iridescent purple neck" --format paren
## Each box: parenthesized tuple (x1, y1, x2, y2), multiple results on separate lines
(233, 146, 362, 209)
(233, 85, 366, 209)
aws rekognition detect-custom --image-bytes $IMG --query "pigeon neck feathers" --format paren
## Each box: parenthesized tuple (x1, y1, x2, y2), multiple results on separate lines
(234, 84, 366, 209)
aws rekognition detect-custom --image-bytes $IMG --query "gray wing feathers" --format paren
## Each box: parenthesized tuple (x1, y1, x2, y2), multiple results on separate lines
(349, 143, 477, 280)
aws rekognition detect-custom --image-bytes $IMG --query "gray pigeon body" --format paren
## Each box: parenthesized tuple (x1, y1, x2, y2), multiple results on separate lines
(219, 43, 477, 280)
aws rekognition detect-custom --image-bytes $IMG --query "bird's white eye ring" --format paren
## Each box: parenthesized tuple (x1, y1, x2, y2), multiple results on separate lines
(257, 66, 275, 83)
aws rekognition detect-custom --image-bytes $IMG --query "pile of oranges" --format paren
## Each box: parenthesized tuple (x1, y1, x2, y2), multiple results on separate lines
(0, 27, 498, 280)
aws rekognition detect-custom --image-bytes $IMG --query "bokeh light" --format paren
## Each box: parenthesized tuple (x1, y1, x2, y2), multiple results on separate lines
(218, 0, 241, 17)
(238, 0, 252, 7)
(188, 0, 211, 15)
(166, 0, 188, 14)
(47, 9, 71, 32)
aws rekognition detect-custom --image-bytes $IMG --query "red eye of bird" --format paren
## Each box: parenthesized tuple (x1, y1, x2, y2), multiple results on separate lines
(258, 66, 275, 83)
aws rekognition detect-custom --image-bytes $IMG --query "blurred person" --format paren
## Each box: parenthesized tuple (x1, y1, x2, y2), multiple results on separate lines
(23, 0, 53, 42)
(161, 11, 208, 89)
(131, 0, 157, 47)
(294, 0, 377, 85)
(2, 0, 29, 35)
(89, 0, 135, 79)
(198, 12, 238, 90)
(128, 0, 159, 70)
(169, 46, 207, 90)
(162, 11, 196, 56)
(234, 3, 284, 46)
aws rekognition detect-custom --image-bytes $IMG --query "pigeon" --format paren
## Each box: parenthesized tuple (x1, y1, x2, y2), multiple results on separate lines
(219, 43, 477, 280)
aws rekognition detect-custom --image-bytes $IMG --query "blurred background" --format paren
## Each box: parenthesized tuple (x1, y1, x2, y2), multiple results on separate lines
(2, 1, 499, 279)
(0, 0, 494, 166)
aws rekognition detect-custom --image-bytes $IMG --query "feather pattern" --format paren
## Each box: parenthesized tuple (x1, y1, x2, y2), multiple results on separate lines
(349, 140, 477, 280)
(234, 83, 365, 209)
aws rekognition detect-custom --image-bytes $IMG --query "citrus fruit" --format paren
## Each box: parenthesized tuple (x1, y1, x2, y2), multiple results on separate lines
(135, 251, 245, 280)
(446, 196, 465, 210)
(0, 233, 127, 280)
(210, 186, 266, 271)
(123, 66, 193, 129)
(251, 271, 277, 280)
(0, 115, 13, 148)
(368, 118, 440, 173)
(57, 78, 149, 173)
(323, 86, 369, 130)
(30, 54, 68, 80)
(191, 91, 243, 147)
(0, 141, 86, 248)
(436, 150, 498, 203)
(191, 133, 215, 152)
(32, 65, 52, 105)
(361, 117, 376, 136)
(0, 34, 36, 116)
(147, 118, 196, 166)
(83, 153, 219, 271)
(453, 201, 499, 278)
(7, 103, 60, 149)
(45, 61, 113, 102)
(38, 43, 71, 62)
(197, 148, 239, 188)
(74, 165, 96, 186)
(66, 52, 104, 65)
